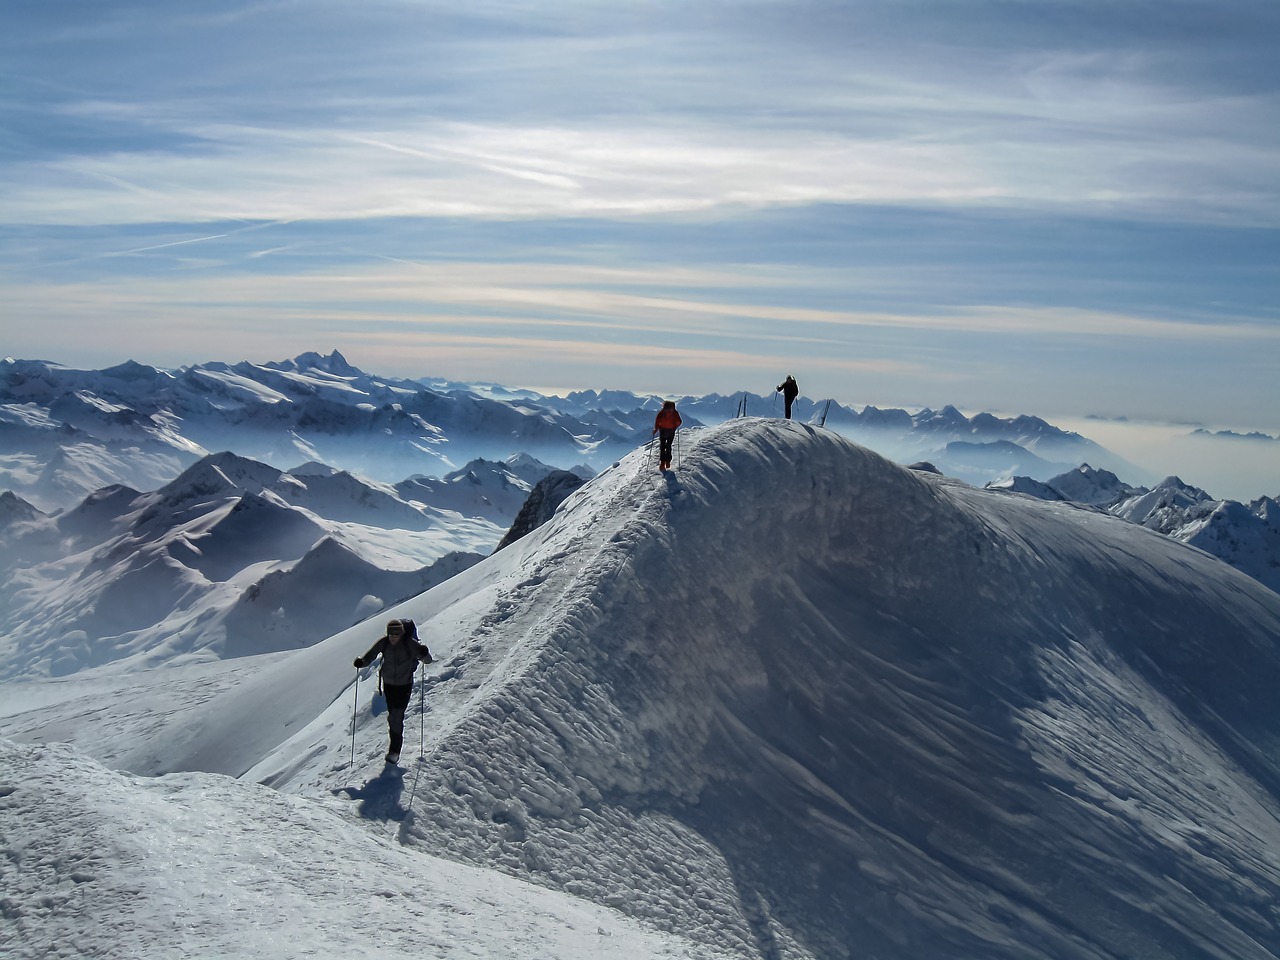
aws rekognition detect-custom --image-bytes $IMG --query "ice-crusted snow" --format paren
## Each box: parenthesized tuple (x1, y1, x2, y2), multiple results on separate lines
(3, 420, 1280, 959)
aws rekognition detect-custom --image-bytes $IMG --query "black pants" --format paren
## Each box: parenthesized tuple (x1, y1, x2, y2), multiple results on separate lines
(384, 682, 412, 752)
(783, 396, 794, 419)
(658, 428, 675, 464)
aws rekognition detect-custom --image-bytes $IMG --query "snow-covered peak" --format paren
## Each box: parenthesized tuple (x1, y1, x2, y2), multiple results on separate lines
(0, 488, 42, 521)
(1046, 462, 1142, 506)
(1254, 495, 1279, 521)
(913, 403, 968, 429)
(66, 419, 1273, 959)
(287, 460, 340, 478)
(985, 475, 1067, 501)
(394, 455, 568, 523)
(285, 349, 361, 378)
(159, 451, 287, 505)
(1112, 475, 1215, 530)
(0, 449, 507, 680)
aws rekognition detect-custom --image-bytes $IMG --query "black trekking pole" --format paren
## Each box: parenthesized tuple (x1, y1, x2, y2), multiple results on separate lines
(350, 667, 360, 767)
(405, 661, 426, 815)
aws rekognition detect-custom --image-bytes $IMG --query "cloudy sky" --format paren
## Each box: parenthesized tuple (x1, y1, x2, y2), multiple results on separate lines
(3, 0, 1278, 430)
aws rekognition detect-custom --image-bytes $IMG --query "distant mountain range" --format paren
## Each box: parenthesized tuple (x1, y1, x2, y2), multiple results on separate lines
(989, 464, 1280, 594)
(2, 349, 1127, 512)
(0, 449, 576, 680)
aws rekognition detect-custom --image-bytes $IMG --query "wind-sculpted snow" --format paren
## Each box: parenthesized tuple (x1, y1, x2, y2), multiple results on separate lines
(5, 421, 1280, 958)
(246, 421, 1280, 958)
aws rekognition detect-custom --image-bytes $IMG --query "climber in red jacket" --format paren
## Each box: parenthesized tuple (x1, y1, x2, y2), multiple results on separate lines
(653, 400, 683, 471)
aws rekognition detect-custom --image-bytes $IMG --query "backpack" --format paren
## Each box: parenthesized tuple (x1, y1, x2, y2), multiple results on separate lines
(397, 618, 433, 662)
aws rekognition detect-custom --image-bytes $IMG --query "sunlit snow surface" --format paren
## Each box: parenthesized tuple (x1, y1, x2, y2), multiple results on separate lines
(0, 741, 733, 960)
(4, 420, 1280, 959)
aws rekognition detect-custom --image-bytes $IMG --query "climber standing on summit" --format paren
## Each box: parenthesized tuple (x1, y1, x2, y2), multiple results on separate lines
(653, 399, 682, 472)
(777, 375, 799, 420)
(353, 618, 433, 763)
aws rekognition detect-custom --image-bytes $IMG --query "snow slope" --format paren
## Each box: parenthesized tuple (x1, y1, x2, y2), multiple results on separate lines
(996, 468, 1280, 595)
(5, 420, 1280, 959)
(0, 739, 737, 960)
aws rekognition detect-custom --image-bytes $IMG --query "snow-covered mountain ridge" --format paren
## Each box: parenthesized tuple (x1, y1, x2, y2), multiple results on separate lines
(0, 351, 618, 511)
(6, 420, 1278, 959)
(991, 464, 1280, 594)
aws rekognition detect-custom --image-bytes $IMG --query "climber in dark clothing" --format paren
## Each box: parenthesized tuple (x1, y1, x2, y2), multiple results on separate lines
(776, 375, 799, 420)
(353, 618, 433, 763)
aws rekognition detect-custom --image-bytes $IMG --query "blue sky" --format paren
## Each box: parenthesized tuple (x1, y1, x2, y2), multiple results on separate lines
(3, 0, 1279, 432)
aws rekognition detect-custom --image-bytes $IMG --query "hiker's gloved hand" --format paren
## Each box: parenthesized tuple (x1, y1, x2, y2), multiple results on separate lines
(353, 657, 363, 668)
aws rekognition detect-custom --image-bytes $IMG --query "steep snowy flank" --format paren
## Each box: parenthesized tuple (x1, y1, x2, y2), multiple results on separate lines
(143, 419, 1279, 960)
(217, 538, 483, 658)
(5, 420, 1279, 959)
(400, 422, 1280, 959)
